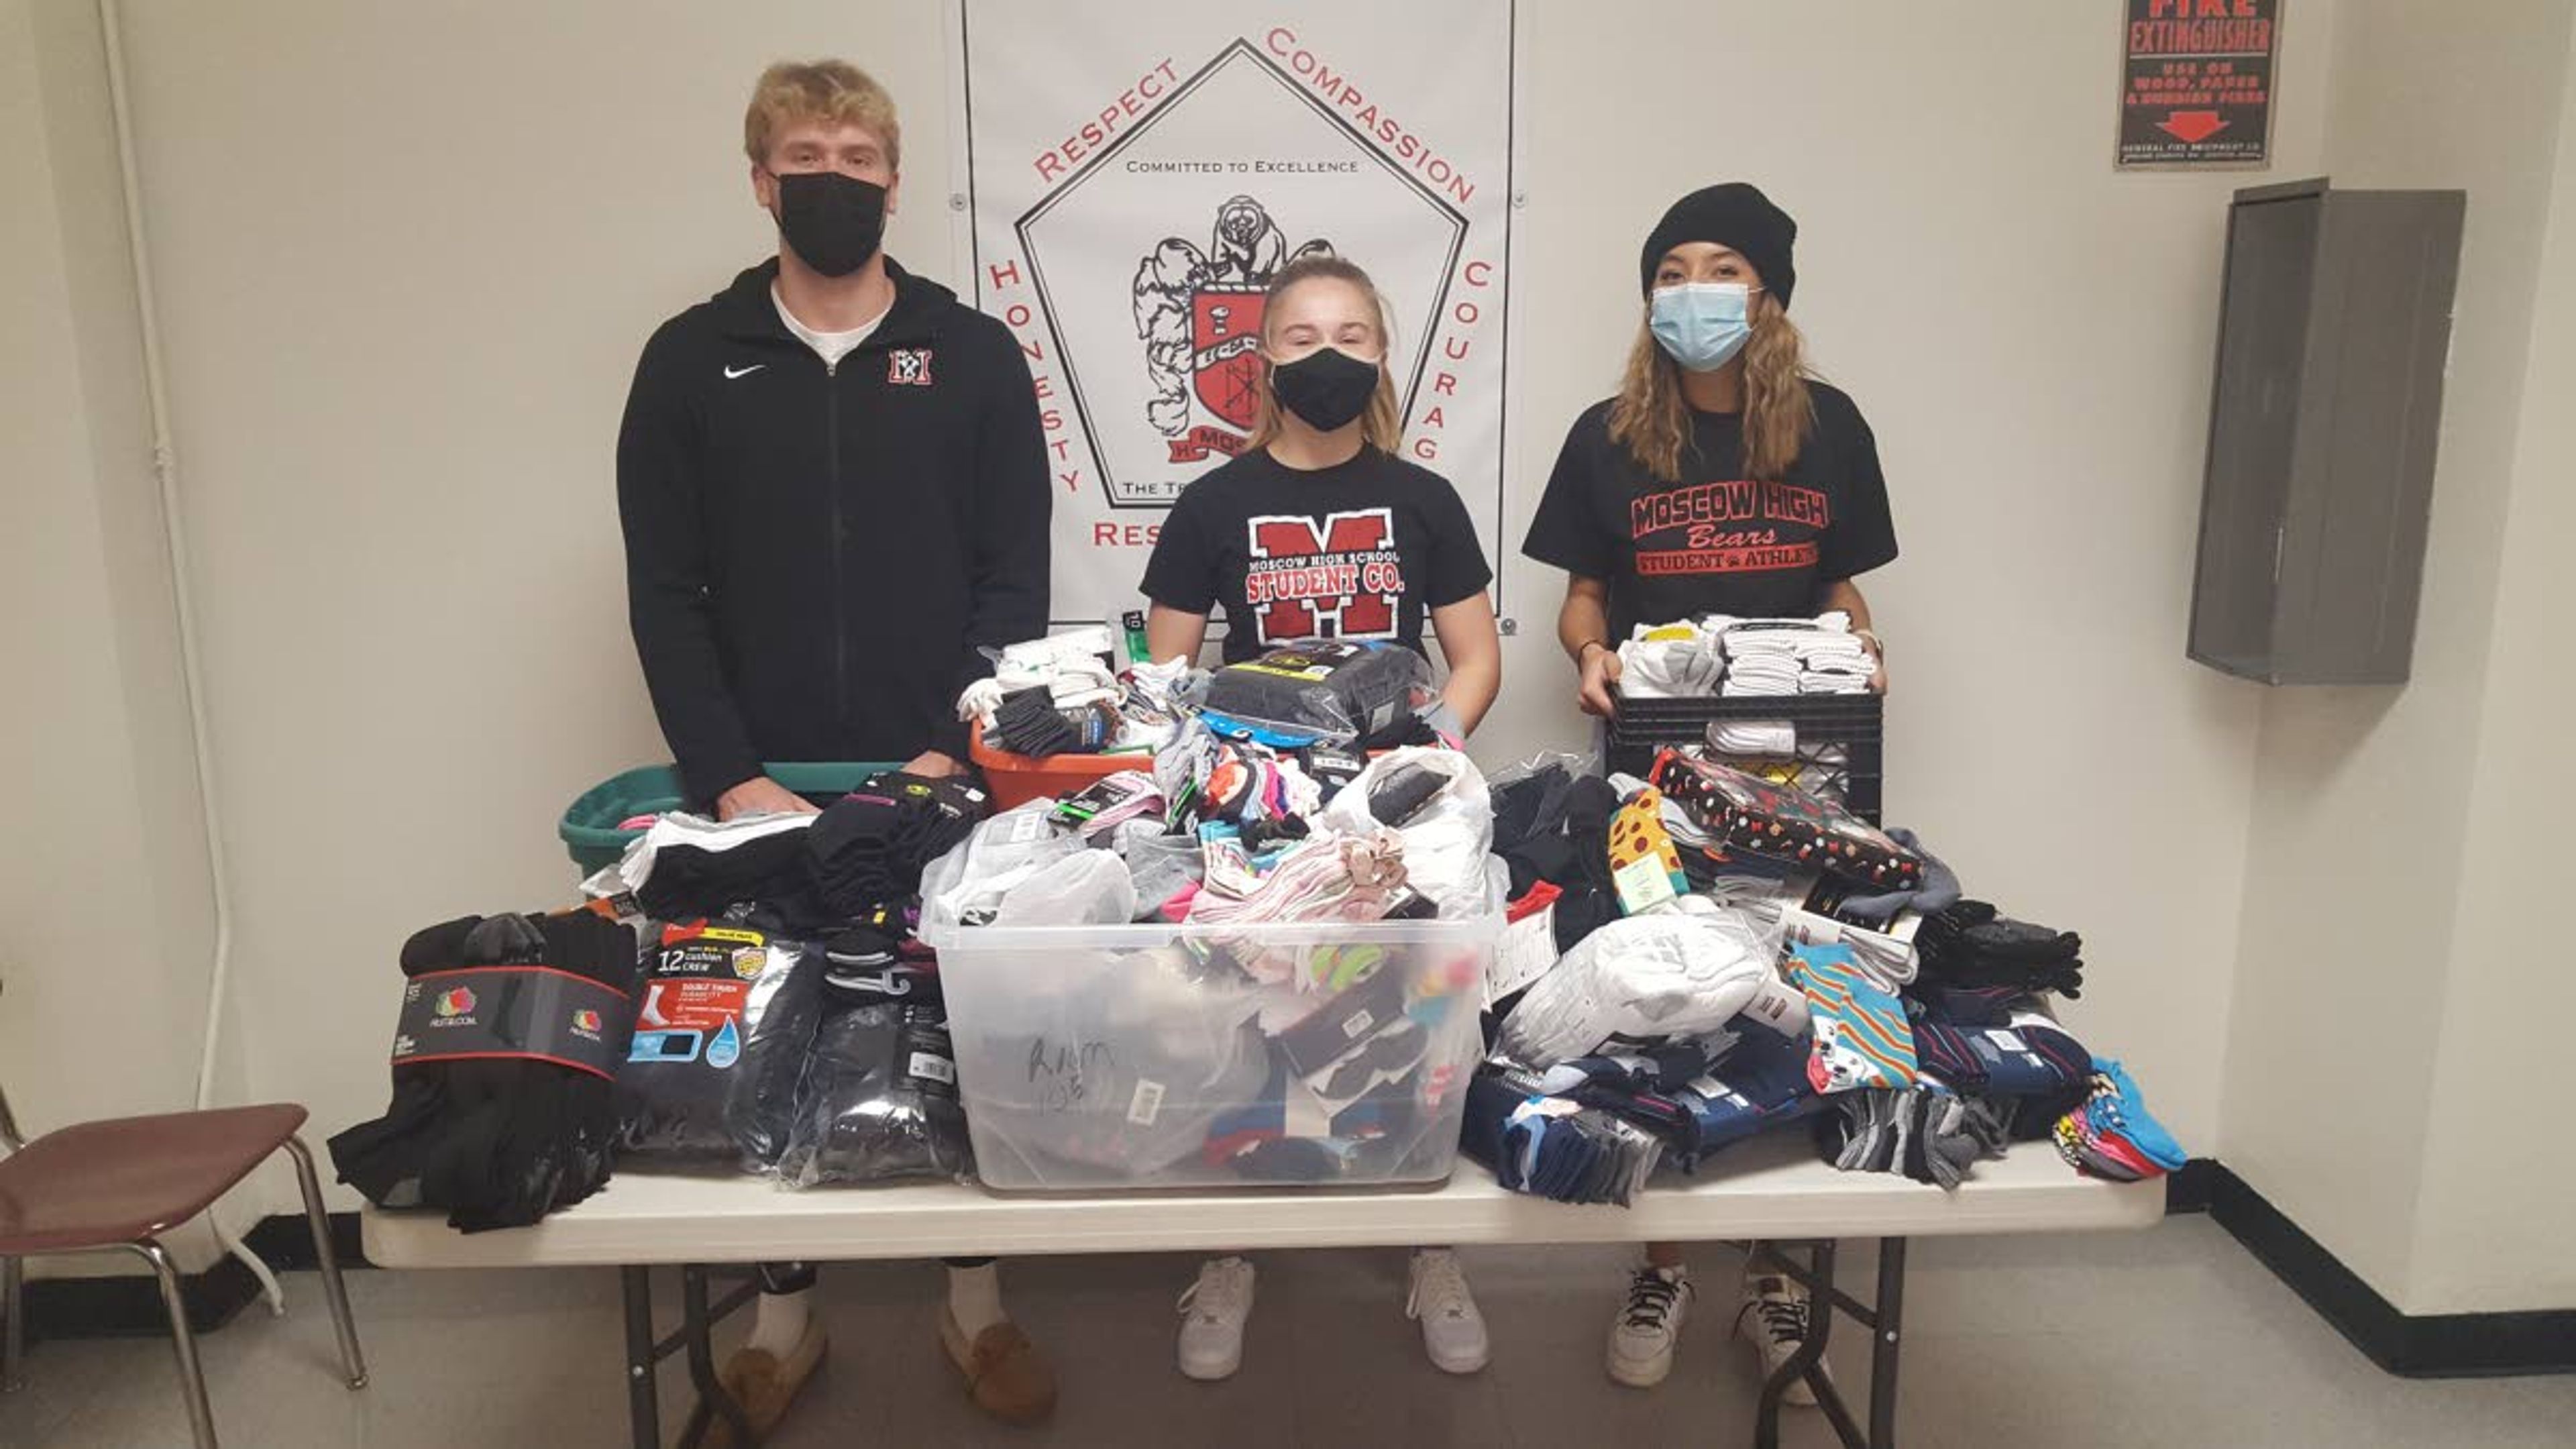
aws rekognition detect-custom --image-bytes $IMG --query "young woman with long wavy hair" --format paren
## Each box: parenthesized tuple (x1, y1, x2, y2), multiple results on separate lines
(1521, 183, 1900, 1399)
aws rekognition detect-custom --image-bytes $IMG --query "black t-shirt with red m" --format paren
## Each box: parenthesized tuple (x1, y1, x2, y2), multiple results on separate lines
(1141, 446, 1493, 664)
(1522, 382, 1898, 639)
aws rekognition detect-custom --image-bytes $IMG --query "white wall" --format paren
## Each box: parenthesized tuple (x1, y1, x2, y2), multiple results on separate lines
(2405, 13, 2576, 1318)
(1, 0, 225, 1272)
(2218, 0, 2576, 1312)
(9, 2, 2562, 1320)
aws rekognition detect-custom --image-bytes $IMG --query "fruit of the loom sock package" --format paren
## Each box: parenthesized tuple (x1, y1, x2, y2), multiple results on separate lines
(329, 908, 639, 1232)
(1788, 943, 1919, 1093)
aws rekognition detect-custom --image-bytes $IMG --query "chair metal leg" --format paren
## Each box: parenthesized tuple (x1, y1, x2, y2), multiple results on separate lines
(281, 1135, 368, 1389)
(127, 1239, 219, 1449)
(2, 1254, 24, 1392)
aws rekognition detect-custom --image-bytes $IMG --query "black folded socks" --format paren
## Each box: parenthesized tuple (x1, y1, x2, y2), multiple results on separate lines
(808, 772, 986, 919)
(989, 686, 1083, 756)
(329, 909, 637, 1232)
(1916, 900, 2086, 998)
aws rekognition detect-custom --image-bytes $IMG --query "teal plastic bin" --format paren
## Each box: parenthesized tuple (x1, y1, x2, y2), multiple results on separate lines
(558, 761, 900, 877)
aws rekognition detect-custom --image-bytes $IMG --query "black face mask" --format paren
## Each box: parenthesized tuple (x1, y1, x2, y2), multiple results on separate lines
(1268, 347, 1381, 433)
(772, 171, 888, 278)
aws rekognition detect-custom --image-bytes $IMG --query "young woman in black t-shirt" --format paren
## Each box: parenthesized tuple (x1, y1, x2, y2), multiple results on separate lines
(1521, 184, 1899, 1399)
(1141, 255, 1501, 733)
(1140, 256, 1501, 1380)
(1525, 182, 1897, 717)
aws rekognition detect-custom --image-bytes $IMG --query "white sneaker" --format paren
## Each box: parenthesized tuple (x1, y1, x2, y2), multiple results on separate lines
(1737, 1273, 1824, 1406)
(1607, 1265, 1692, 1388)
(1177, 1256, 1256, 1381)
(1405, 1248, 1490, 1375)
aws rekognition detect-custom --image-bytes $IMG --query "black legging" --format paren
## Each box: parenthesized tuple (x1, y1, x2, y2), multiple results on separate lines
(757, 1258, 992, 1295)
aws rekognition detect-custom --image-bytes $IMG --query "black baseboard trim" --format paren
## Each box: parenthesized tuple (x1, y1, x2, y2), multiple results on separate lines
(2164, 1157, 2216, 1214)
(17, 1212, 370, 1344)
(2206, 1163, 2576, 1378)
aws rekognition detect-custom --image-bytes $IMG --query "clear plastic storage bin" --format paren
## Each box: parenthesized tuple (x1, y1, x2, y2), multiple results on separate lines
(926, 914, 1498, 1192)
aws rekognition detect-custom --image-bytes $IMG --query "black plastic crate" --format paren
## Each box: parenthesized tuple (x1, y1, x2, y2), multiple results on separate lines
(1605, 690, 1885, 824)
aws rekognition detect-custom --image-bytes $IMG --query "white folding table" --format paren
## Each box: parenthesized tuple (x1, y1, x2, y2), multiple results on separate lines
(364, 1135, 2161, 1449)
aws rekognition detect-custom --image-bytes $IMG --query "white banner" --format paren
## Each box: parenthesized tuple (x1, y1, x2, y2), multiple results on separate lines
(955, 0, 1515, 629)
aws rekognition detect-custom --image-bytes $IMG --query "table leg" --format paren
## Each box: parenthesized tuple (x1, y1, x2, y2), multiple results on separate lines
(622, 1267, 659, 1449)
(678, 1265, 756, 1449)
(1755, 1240, 1843, 1449)
(1870, 1238, 1907, 1448)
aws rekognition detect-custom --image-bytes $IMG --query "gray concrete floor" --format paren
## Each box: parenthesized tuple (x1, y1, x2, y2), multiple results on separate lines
(4, 1216, 2570, 1448)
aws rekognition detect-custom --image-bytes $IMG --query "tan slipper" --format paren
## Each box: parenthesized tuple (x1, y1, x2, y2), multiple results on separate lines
(938, 1306, 1058, 1426)
(704, 1319, 828, 1448)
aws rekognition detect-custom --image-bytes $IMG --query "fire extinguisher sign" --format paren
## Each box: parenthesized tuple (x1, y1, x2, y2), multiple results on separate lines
(2117, 0, 2279, 168)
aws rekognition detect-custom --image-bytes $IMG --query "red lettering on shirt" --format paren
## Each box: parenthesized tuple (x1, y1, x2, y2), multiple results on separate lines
(1244, 509, 1403, 642)
(1629, 480, 1831, 540)
(1635, 542, 1820, 576)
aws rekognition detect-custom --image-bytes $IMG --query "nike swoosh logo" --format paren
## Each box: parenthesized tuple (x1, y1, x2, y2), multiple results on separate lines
(723, 364, 765, 379)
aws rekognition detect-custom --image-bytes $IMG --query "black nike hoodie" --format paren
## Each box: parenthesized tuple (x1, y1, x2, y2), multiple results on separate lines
(617, 258, 1050, 802)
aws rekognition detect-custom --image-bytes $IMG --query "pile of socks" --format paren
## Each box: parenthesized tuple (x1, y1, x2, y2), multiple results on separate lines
(808, 771, 987, 919)
(984, 686, 1117, 757)
(955, 632, 1122, 731)
(1487, 763, 1622, 953)
(594, 811, 826, 924)
(1816, 1084, 2011, 1189)
(1461, 1064, 1665, 1205)
(2052, 1057, 2186, 1182)
(1906, 989, 2102, 1129)
(329, 909, 638, 1232)
(1550, 1024, 1832, 1171)
(1719, 612, 1873, 696)
(1916, 900, 2086, 998)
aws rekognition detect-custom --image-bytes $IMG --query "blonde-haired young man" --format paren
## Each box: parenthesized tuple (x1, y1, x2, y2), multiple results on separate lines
(616, 60, 1055, 1439)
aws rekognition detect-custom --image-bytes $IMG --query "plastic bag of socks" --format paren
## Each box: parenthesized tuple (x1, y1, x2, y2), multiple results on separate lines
(1497, 907, 1802, 1069)
(777, 1000, 975, 1187)
(1651, 751, 1924, 890)
(329, 908, 639, 1232)
(1197, 639, 1434, 749)
(614, 920, 825, 1167)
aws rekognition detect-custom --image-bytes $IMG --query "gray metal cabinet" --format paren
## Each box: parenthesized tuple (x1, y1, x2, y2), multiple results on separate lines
(2188, 178, 2465, 685)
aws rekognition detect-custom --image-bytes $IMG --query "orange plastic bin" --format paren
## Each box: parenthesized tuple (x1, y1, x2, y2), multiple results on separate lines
(968, 721, 1157, 810)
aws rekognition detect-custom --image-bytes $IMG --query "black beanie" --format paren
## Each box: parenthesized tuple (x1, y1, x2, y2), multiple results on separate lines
(1639, 183, 1797, 307)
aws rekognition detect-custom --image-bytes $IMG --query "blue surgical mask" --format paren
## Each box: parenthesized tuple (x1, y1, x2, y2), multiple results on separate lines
(1649, 282, 1754, 372)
